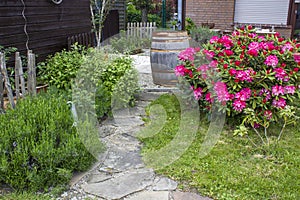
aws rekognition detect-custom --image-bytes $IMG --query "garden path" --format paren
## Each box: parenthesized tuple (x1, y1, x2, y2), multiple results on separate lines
(58, 51, 212, 200)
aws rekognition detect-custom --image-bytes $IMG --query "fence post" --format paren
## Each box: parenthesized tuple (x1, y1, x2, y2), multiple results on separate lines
(0, 56, 3, 111)
(27, 50, 36, 96)
(0, 52, 15, 109)
(15, 52, 21, 99)
(17, 54, 26, 96)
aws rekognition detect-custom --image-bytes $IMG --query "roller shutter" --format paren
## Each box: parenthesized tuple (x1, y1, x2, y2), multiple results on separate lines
(234, 0, 290, 25)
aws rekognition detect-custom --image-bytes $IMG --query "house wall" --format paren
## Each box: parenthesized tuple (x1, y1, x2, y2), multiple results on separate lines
(185, 0, 293, 38)
(0, 0, 92, 62)
(185, 0, 235, 30)
(113, 0, 126, 30)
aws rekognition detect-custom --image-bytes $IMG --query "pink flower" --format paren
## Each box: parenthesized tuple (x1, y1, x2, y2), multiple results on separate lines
(235, 70, 247, 81)
(175, 65, 186, 76)
(248, 42, 260, 50)
(264, 110, 273, 120)
(203, 50, 215, 59)
(272, 98, 286, 109)
(253, 122, 261, 129)
(235, 88, 252, 101)
(178, 48, 196, 61)
(284, 85, 296, 94)
(220, 35, 233, 49)
(293, 53, 300, 63)
(259, 89, 271, 101)
(210, 36, 219, 44)
(214, 81, 230, 102)
(233, 99, 246, 112)
(264, 55, 278, 67)
(205, 92, 213, 103)
(282, 42, 293, 52)
(267, 42, 275, 51)
(272, 85, 285, 96)
(247, 49, 258, 57)
(274, 68, 289, 82)
(209, 60, 218, 68)
(198, 64, 208, 72)
(229, 68, 237, 76)
(198, 64, 209, 79)
(248, 33, 257, 38)
(224, 49, 234, 56)
(193, 87, 203, 100)
(232, 31, 239, 36)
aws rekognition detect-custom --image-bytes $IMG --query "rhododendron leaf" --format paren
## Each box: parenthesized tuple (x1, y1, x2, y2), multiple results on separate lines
(252, 101, 256, 109)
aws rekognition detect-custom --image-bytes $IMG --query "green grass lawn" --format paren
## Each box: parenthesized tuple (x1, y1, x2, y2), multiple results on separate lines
(139, 94, 300, 200)
(0, 192, 52, 200)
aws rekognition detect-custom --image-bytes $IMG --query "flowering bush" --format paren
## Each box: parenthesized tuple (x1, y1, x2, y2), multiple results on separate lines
(175, 26, 300, 144)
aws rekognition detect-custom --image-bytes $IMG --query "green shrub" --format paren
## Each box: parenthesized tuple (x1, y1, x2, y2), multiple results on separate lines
(126, 3, 141, 22)
(0, 90, 96, 192)
(148, 14, 161, 27)
(95, 56, 139, 118)
(189, 26, 219, 47)
(72, 49, 140, 120)
(110, 31, 151, 54)
(185, 17, 196, 35)
(37, 44, 89, 91)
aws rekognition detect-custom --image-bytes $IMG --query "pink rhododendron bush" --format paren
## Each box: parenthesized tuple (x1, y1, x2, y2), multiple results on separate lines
(175, 25, 300, 145)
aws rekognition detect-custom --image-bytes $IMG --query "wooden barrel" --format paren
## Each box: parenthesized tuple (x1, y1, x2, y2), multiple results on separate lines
(150, 31, 190, 86)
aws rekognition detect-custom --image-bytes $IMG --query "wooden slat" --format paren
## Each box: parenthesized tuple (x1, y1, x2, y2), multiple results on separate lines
(15, 52, 20, 99)
(0, 53, 15, 109)
(0, 58, 3, 110)
(0, 0, 92, 63)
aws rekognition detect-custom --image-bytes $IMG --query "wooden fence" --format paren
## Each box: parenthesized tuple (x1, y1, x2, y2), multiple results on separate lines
(126, 22, 157, 39)
(0, 51, 36, 111)
(67, 32, 96, 50)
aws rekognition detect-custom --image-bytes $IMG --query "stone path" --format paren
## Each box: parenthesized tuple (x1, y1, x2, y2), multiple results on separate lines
(58, 52, 213, 200)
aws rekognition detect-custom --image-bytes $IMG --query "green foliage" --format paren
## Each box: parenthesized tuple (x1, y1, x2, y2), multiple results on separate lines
(0, 45, 17, 60)
(126, 3, 141, 22)
(140, 93, 300, 200)
(110, 31, 151, 54)
(37, 44, 89, 91)
(126, 1, 162, 26)
(0, 191, 52, 200)
(95, 56, 139, 118)
(185, 17, 196, 35)
(72, 49, 139, 120)
(189, 26, 219, 47)
(148, 14, 161, 27)
(0, 90, 96, 192)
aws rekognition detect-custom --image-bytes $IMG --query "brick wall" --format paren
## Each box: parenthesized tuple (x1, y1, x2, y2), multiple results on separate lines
(185, 0, 235, 31)
(276, 26, 292, 39)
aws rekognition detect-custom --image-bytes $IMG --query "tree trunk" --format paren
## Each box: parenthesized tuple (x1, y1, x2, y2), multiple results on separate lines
(141, 8, 148, 23)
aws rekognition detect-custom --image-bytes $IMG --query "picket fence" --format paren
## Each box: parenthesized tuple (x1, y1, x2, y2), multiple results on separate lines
(126, 22, 157, 39)
(0, 51, 36, 110)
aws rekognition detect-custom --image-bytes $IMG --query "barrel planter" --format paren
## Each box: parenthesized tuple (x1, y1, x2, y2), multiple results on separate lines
(150, 31, 190, 86)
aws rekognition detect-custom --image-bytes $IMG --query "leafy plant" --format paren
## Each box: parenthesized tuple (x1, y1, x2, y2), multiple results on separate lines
(95, 56, 139, 118)
(37, 44, 89, 91)
(185, 17, 196, 35)
(110, 30, 150, 54)
(189, 26, 219, 47)
(175, 26, 300, 145)
(0, 45, 17, 60)
(72, 49, 139, 120)
(0, 90, 97, 192)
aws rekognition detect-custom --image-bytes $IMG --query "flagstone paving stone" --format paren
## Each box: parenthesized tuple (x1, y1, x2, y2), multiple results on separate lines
(57, 54, 212, 200)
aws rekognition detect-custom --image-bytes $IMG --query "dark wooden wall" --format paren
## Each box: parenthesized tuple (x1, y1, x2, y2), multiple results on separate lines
(102, 10, 119, 42)
(113, 0, 126, 30)
(0, 0, 92, 63)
